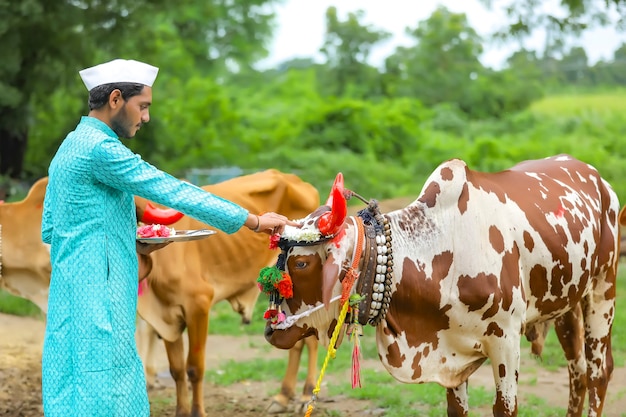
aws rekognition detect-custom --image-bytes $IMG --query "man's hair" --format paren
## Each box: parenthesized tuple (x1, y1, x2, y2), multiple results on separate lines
(88, 82, 145, 110)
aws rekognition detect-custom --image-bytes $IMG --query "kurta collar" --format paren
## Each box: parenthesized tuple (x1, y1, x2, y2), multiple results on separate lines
(80, 116, 118, 139)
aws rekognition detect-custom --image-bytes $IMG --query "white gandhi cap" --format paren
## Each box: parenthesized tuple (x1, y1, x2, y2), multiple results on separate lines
(79, 59, 159, 91)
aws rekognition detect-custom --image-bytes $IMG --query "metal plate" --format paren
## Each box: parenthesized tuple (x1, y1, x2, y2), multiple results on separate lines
(136, 229, 216, 244)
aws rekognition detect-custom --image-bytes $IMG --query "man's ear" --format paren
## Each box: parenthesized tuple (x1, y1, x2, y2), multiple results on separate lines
(109, 89, 123, 109)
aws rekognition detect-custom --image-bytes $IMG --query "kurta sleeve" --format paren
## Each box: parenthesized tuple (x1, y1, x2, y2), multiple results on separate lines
(90, 138, 248, 234)
(41, 184, 54, 244)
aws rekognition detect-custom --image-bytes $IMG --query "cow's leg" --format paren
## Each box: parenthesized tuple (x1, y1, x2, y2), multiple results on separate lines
(185, 285, 214, 417)
(489, 335, 520, 417)
(446, 381, 468, 417)
(164, 337, 192, 417)
(268, 338, 305, 413)
(582, 287, 615, 417)
(553, 306, 586, 417)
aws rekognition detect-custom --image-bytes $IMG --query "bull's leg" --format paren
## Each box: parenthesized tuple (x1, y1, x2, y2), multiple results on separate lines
(446, 381, 468, 417)
(268, 338, 305, 413)
(553, 306, 586, 417)
(489, 335, 520, 417)
(164, 337, 192, 417)
(185, 286, 214, 417)
(582, 287, 615, 417)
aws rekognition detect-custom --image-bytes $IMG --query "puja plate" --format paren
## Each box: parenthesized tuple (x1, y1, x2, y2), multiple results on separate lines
(136, 229, 216, 244)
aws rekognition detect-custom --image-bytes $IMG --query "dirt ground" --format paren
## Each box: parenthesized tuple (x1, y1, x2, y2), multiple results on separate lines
(2, 312, 626, 417)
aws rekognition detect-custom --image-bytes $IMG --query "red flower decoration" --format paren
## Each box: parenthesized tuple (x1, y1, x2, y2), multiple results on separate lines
(269, 233, 281, 250)
(275, 272, 293, 299)
(264, 309, 278, 320)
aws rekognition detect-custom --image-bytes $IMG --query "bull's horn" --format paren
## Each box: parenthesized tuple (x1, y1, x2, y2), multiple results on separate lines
(318, 177, 347, 237)
(141, 202, 184, 225)
(325, 172, 344, 206)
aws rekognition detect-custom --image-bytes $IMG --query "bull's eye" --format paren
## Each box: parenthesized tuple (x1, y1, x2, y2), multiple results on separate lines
(294, 260, 307, 270)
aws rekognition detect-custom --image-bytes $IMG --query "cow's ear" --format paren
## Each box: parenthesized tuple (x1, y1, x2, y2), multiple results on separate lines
(322, 252, 341, 309)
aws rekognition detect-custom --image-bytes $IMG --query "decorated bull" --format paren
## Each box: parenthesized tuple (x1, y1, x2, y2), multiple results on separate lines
(134, 169, 320, 417)
(261, 155, 620, 417)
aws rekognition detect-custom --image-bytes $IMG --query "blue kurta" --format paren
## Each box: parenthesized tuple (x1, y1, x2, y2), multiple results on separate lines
(41, 116, 248, 417)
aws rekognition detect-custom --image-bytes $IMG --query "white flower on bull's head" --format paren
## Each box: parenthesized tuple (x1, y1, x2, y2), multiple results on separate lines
(280, 221, 321, 243)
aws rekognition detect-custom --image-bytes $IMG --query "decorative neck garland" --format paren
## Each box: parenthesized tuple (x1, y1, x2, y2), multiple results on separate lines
(353, 203, 393, 326)
(0, 224, 2, 279)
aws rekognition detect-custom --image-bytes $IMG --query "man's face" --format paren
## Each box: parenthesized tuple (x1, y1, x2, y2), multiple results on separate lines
(111, 86, 153, 139)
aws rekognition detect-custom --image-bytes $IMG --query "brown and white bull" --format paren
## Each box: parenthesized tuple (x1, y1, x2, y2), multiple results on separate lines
(263, 155, 620, 417)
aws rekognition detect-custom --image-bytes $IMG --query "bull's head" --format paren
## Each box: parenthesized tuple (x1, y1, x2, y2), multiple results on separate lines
(262, 173, 356, 350)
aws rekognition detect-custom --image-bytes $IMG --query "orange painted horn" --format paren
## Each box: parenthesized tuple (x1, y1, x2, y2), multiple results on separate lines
(141, 202, 184, 225)
(318, 173, 347, 237)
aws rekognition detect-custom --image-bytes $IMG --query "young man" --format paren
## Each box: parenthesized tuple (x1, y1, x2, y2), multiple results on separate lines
(41, 59, 299, 417)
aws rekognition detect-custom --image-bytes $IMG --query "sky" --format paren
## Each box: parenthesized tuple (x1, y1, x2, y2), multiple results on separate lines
(259, 0, 626, 70)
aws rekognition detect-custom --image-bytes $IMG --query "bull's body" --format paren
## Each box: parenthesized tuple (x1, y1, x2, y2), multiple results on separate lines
(265, 155, 620, 417)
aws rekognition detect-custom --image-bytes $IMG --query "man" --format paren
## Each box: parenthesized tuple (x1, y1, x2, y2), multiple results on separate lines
(41, 58, 298, 417)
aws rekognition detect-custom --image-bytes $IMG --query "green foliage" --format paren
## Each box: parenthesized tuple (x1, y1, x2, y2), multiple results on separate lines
(0, 290, 42, 317)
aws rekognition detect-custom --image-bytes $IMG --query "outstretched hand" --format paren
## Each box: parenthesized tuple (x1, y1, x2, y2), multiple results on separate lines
(248, 212, 301, 235)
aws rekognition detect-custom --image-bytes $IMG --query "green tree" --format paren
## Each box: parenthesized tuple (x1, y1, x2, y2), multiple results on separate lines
(319, 6, 391, 97)
(481, 0, 626, 38)
(384, 6, 484, 106)
(0, 0, 280, 181)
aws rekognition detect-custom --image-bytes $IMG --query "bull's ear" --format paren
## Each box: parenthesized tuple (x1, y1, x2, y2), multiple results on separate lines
(322, 253, 341, 309)
(141, 202, 184, 225)
(318, 186, 347, 237)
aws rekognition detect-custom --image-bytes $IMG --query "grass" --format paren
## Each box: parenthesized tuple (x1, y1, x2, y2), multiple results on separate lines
(529, 90, 626, 116)
(4, 261, 626, 416)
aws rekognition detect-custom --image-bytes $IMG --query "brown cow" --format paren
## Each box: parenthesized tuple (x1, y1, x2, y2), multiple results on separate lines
(262, 155, 620, 417)
(0, 177, 51, 312)
(134, 169, 320, 417)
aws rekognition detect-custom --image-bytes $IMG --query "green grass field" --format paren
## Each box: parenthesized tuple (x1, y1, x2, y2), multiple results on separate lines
(529, 90, 626, 116)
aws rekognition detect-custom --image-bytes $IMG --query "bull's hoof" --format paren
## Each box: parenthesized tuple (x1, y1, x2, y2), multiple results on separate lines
(266, 399, 289, 414)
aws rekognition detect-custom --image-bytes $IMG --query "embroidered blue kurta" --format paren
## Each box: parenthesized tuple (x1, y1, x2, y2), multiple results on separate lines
(41, 116, 248, 417)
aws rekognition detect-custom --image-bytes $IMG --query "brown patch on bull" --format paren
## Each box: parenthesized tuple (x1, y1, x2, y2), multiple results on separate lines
(489, 225, 505, 253)
(384, 340, 406, 369)
(384, 253, 453, 352)
(417, 181, 441, 208)
(411, 351, 425, 380)
(458, 273, 498, 313)
(523, 231, 534, 252)
(499, 242, 521, 312)
(285, 253, 324, 308)
(485, 322, 504, 337)
(458, 183, 469, 215)
(440, 166, 454, 181)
